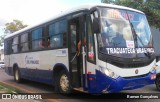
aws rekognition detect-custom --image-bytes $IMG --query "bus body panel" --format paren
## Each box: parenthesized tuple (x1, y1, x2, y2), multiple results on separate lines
(5, 48, 69, 85)
(87, 59, 156, 93)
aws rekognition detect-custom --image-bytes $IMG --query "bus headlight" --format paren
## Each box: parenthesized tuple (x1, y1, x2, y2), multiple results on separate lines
(150, 65, 157, 73)
(99, 66, 119, 79)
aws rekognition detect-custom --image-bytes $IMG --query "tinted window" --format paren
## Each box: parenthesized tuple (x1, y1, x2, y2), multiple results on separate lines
(50, 35, 62, 48)
(12, 37, 18, 45)
(49, 24, 55, 36)
(12, 37, 19, 53)
(32, 28, 44, 50)
(55, 22, 60, 34)
(48, 19, 67, 48)
(20, 33, 29, 52)
(21, 33, 28, 43)
(32, 28, 42, 40)
(60, 20, 67, 33)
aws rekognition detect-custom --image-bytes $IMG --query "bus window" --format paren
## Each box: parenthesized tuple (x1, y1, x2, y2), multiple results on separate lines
(31, 28, 43, 50)
(48, 20, 67, 48)
(20, 33, 29, 52)
(55, 22, 60, 34)
(60, 20, 67, 33)
(12, 37, 19, 53)
(50, 35, 62, 48)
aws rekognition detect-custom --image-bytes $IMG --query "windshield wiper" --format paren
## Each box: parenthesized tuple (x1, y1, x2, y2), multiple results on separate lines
(130, 23, 151, 58)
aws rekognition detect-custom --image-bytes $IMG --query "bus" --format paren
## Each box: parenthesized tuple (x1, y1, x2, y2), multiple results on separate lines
(4, 3, 156, 94)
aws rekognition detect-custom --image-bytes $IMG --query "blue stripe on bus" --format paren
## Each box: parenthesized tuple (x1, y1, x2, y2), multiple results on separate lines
(5, 67, 53, 85)
(87, 74, 97, 93)
(20, 68, 53, 85)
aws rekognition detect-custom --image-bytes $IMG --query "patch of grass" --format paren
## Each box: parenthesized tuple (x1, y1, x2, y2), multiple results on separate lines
(0, 85, 5, 90)
(0, 82, 24, 93)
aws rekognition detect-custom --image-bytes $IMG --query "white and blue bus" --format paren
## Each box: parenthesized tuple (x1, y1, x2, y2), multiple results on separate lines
(4, 3, 156, 94)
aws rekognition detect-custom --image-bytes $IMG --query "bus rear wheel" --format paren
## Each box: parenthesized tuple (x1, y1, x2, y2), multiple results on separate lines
(57, 70, 71, 94)
(14, 67, 22, 83)
(156, 75, 160, 91)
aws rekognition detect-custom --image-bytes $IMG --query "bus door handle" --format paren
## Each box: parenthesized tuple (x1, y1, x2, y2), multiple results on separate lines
(82, 52, 86, 55)
(82, 46, 86, 55)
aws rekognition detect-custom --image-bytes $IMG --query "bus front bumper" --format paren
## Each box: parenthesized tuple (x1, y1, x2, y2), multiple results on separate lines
(95, 70, 156, 93)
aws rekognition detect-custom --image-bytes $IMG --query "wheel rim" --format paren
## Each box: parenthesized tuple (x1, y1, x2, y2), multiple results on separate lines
(15, 70, 19, 81)
(60, 74, 69, 92)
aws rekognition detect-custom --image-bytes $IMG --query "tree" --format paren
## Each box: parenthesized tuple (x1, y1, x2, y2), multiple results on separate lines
(0, 19, 28, 46)
(0, 34, 5, 46)
(101, 0, 160, 29)
(4, 19, 28, 34)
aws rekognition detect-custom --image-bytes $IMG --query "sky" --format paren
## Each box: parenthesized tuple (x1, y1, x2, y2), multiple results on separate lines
(0, 0, 101, 35)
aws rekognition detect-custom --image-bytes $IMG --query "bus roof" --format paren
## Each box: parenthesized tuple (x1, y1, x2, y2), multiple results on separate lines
(5, 3, 144, 39)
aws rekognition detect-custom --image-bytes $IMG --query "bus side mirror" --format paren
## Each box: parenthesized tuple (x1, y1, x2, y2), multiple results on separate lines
(93, 18, 100, 34)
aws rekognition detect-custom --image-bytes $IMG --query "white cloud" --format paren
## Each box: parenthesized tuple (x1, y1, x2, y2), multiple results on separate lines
(0, 0, 69, 26)
(0, 0, 102, 26)
(0, 19, 8, 26)
(0, 0, 101, 35)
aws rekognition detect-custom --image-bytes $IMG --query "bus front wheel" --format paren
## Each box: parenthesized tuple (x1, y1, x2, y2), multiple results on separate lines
(14, 67, 22, 83)
(156, 75, 160, 91)
(57, 70, 71, 94)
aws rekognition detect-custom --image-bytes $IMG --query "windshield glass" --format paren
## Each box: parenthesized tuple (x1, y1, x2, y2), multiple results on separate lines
(127, 11, 152, 48)
(98, 8, 153, 57)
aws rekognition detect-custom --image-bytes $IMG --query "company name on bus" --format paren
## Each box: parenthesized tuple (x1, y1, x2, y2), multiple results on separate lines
(25, 56, 39, 64)
(106, 48, 154, 54)
(26, 60, 39, 64)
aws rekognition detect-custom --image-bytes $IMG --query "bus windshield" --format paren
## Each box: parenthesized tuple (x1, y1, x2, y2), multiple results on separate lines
(98, 7, 153, 57)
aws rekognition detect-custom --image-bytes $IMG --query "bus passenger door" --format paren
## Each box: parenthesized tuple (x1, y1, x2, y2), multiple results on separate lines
(68, 14, 87, 89)
(68, 17, 81, 88)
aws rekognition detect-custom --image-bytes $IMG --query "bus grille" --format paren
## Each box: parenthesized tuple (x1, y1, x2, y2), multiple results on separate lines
(123, 73, 148, 79)
(110, 60, 153, 68)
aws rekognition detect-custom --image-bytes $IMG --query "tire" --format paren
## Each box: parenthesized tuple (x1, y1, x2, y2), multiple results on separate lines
(156, 75, 160, 91)
(57, 70, 71, 94)
(14, 67, 22, 83)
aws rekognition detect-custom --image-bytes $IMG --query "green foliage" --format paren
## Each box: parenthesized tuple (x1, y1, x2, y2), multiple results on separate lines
(101, 0, 160, 29)
(0, 82, 24, 93)
(0, 34, 5, 46)
(101, 0, 115, 4)
(0, 19, 28, 46)
(4, 19, 28, 34)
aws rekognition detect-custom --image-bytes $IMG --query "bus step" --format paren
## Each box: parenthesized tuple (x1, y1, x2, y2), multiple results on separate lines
(73, 87, 88, 93)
